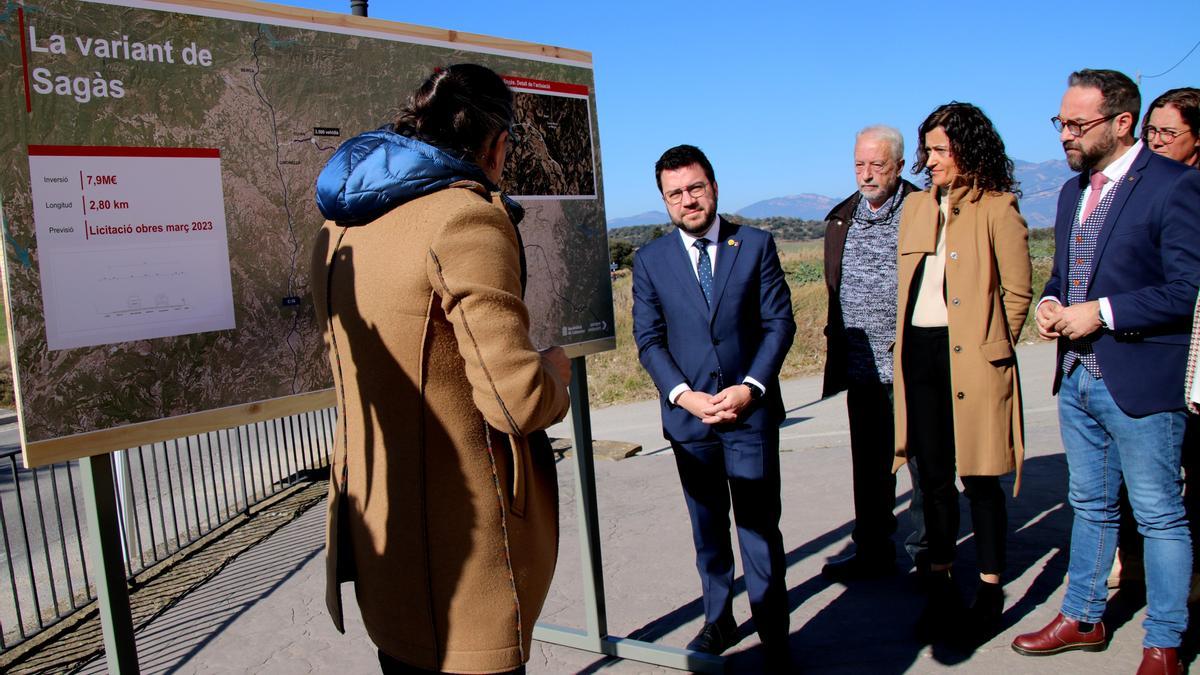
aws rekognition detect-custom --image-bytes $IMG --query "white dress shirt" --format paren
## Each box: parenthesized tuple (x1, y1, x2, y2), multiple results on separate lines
(677, 218, 720, 282)
(667, 217, 766, 405)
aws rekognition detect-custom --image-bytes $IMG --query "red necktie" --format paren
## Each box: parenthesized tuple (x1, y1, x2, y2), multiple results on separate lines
(1080, 171, 1109, 222)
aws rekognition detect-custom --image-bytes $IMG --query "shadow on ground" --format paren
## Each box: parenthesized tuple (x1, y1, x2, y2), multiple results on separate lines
(573, 452, 1075, 673)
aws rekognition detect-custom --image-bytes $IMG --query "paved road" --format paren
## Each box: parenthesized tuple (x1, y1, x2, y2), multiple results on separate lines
(75, 342, 1183, 673)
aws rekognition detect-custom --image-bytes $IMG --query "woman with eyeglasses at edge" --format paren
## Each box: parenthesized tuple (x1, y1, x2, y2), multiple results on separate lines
(1109, 87, 1200, 596)
(892, 102, 1032, 642)
(1136, 88, 1200, 606)
(311, 64, 572, 674)
(1144, 88, 1200, 168)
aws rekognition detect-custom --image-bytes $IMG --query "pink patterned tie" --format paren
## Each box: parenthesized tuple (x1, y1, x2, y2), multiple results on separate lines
(1080, 171, 1109, 222)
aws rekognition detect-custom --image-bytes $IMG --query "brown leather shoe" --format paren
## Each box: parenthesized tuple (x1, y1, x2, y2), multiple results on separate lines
(1136, 647, 1182, 675)
(1011, 613, 1106, 656)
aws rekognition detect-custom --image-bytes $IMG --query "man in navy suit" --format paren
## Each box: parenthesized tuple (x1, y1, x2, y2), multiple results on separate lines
(1012, 70, 1200, 675)
(632, 145, 795, 664)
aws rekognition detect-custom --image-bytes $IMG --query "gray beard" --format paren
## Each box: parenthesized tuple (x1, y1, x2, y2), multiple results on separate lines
(859, 185, 898, 208)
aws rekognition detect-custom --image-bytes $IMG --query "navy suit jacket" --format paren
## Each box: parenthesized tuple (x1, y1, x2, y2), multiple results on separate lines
(632, 218, 796, 443)
(1044, 146, 1200, 416)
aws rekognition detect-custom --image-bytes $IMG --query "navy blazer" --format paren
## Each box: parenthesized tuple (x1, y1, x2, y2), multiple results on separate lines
(632, 218, 796, 443)
(1043, 146, 1200, 416)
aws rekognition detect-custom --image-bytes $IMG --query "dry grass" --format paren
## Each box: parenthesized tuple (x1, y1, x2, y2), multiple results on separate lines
(0, 240, 1053, 413)
(585, 242, 832, 409)
(584, 271, 658, 408)
(586, 237, 1056, 409)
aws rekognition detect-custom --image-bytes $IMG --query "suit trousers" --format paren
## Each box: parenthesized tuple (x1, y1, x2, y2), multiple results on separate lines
(902, 325, 1007, 574)
(671, 426, 789, 644)
(846, 381, 928, 561)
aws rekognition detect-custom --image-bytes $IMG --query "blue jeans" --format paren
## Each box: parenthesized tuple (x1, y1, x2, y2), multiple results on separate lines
(1058, 366, 1190, 648)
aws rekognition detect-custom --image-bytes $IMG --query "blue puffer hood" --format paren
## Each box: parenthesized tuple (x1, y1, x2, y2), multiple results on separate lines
(315, 126, 523, 226)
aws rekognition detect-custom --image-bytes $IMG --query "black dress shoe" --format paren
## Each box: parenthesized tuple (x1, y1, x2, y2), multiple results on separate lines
(763, 640, 794, 672)
(687, 614, 738, 654)
(821, 551, 895, 582)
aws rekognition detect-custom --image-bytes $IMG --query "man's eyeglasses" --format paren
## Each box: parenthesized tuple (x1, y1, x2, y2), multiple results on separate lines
(663, 181, 710, 205)
(1143, 125, 1193, 143)
(1051, 114, 1119, 137)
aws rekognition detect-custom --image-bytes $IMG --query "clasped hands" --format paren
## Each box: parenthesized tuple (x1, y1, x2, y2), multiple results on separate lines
(1035, 300, 1102, 341)
(677, 385, 754, 425)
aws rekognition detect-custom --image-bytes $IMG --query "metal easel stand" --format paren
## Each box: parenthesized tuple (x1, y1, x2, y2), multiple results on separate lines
(533, 357, 723, 674)
(80, 452, 140, 673)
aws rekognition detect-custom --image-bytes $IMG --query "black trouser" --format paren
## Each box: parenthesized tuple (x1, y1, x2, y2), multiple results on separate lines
(846, 381, 928, 560)
(379, 651, 525, 675)
(903, 325, 1007, 575)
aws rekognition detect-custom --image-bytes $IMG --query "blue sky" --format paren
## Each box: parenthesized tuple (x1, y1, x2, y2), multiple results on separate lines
(288, 1, 1200, 219)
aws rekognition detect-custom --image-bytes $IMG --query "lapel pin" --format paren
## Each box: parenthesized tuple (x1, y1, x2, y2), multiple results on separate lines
(727, 238, 739, 247)
(1128, 175, 1136, 182)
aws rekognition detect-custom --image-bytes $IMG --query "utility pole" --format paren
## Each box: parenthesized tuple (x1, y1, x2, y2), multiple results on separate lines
(350, 1, 367, 17)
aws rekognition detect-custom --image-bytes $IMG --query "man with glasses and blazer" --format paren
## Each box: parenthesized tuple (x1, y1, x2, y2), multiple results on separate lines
(1012, 69, 1200, 675)
(633, 144, 795, 668)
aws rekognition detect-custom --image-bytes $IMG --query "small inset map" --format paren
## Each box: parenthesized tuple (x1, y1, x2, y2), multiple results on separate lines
(502, 78, 596, 198)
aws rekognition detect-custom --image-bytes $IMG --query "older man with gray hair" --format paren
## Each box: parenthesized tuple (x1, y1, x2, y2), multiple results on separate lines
(821, 125, 928, 581)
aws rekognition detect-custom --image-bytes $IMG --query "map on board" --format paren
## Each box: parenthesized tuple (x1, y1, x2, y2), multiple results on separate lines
(0, 0, 614, 444)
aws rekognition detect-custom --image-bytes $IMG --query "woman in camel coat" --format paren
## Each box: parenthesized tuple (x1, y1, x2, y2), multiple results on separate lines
(312, 65, 570, 674)
(893, 102, 1032, 640)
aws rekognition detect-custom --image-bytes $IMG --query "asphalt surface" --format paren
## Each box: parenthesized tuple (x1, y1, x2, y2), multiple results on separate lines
(63, 342, 1193, 673)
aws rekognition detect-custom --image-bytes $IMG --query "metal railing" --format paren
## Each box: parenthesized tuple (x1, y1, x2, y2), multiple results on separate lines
(0, 407, 336, 654)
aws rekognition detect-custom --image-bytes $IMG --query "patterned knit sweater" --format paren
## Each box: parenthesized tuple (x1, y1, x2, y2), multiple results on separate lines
(839, 189, 903, 384)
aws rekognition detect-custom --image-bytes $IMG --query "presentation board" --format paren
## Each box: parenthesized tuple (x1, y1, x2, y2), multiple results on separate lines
(0, 0, 615, 466)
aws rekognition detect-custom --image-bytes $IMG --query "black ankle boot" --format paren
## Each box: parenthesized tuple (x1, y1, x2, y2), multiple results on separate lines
(965, 580, 1004, 639)
(915, 570, 962, 642)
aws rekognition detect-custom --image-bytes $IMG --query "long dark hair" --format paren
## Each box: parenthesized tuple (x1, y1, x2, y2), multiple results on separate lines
(394, 64, 513, 161)
(913, 102, 1020, 197)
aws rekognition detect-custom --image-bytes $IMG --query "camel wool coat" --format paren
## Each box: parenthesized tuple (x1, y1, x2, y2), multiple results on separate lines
(312, 181, 569, 673)
(892, 183, 1032, 493)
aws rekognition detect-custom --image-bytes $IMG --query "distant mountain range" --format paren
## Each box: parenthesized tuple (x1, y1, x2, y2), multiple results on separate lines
(606, 210, 669, 229)
(1011, 158, 1076, 229)
(605, 159, 1075, 230)
(736, 193, 839, 220)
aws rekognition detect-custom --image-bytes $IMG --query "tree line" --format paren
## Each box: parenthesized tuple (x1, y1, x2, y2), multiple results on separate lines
(607, 215, 826, 270)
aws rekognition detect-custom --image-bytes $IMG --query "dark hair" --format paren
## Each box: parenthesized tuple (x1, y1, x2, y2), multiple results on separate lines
(394, 64, 513, 161)
(654, 144, 716, 192)
(1068, 69, 1141, 132)
(913, 102, 1019, 196)
(1144, 87, 1200, 137)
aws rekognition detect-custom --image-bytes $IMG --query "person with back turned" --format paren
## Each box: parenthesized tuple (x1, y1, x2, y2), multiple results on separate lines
(632, 144, 795, 668)
(312, 64, 571, 674)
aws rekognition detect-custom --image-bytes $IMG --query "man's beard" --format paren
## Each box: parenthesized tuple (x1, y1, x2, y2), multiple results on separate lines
(859, 181, 897, 206)
(1065, 128, 1117, 172)
(672, 201, 718, 235)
